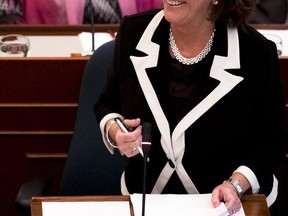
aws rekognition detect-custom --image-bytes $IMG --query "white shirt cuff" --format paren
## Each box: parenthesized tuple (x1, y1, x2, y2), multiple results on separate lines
(234, 165, 260, 194)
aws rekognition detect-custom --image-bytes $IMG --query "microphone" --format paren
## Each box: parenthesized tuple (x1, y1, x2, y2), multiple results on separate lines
(142, 122, 152, 160)
(141, 122, 152, 216)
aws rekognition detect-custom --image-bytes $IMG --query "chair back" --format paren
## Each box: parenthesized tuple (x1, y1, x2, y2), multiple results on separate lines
(59, 40, 128, 195)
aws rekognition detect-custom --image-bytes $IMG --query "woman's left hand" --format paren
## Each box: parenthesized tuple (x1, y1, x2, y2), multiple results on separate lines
(211, 182, 242, 215)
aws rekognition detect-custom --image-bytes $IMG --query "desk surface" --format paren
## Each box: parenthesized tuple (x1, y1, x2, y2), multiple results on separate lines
(31, 194, 270, 216)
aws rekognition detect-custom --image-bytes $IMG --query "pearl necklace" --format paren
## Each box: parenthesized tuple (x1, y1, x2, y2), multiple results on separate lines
(169, 28, 215, 65)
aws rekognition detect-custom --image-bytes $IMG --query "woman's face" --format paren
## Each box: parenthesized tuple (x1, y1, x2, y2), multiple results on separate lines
(162, 0, 213, 27)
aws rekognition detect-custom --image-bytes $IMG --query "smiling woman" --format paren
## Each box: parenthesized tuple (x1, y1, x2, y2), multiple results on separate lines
(94, 1, 287, 216)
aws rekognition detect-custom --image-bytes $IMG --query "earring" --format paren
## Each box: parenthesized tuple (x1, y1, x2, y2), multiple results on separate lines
(213, 0, 219, 5)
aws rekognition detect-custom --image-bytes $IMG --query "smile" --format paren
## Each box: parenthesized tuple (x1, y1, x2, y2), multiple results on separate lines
(167, 0, 185, 6)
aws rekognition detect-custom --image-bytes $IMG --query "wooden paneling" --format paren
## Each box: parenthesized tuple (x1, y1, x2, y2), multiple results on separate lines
(0, 57, 88, 216)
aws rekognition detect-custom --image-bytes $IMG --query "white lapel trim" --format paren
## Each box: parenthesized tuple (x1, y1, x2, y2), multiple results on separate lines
(130, 10, 175, 161)
(173, 27, 243, 160)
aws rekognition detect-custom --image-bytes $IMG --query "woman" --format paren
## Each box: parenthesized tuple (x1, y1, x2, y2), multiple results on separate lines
(94, 0, 287, 215)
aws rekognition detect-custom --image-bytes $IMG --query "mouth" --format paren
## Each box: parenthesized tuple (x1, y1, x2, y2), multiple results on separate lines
(167, 0, 185, 6)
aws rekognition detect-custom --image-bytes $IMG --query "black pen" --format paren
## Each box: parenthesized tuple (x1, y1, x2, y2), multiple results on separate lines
(114, 117, 144, 157)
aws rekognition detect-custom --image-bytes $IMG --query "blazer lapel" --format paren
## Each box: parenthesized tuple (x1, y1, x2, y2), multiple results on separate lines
(130, 10, 175, 161)
(173, 26, 243, 160)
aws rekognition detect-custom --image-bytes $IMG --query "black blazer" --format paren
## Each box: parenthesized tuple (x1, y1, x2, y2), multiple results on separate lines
(95, 9, 287, 201)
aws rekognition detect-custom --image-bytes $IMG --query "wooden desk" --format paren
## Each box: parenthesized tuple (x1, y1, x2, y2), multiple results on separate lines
(241, 195, 270, 216)
(31, 194, 270, 216)
(0, 24, 119, 36)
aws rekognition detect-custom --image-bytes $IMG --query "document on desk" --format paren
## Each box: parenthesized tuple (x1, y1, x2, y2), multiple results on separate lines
(130, 194, 246, 216)
(42, 201, 130, 216)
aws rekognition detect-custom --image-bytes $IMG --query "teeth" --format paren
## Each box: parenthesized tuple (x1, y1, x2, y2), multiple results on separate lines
(167, 0, 184, 6)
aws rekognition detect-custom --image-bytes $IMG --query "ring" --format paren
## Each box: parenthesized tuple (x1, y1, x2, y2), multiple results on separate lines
(231, 208, 238, 214)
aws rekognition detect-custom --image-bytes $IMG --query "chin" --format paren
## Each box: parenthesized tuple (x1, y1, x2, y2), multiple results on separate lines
(164, 10, 182, 25)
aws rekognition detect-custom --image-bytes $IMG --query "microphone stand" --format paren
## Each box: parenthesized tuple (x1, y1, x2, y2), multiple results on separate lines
(142, 154, 148, 216)
(141, 122, 152, 216)
(89, 0, 95, 51)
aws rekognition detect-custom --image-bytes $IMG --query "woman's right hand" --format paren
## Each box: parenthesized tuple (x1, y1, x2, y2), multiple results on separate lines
(109, 118, 143, 157)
